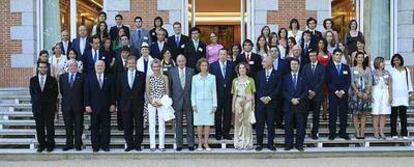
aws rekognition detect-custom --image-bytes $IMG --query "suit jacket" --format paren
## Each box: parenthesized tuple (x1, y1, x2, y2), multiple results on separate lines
(131, 28, 151, 56)
(29, 75, 58, 113)
(235, 52, 263, 79)
(326, 63, 351, 96)
(71, 37, 90, 58)
(83, 48, 109, 74)
(59, 73, 85, 112)
(167, 34, 189, 61)
(256, 68, 282, 107)
(150, 41, 166, 60)
(183, 40, 206, 70)
(300, 42, 312, 65)
(59, 41, 72, 56)
(209, 60, 234, 103)
(301, 62, 325, 101)
(273, 57, 288, 76)
(116, 70, 146, 112)
(284, 56, 306, 73)
(282, 73, 308, 112)
(109, 25, 130, 41)
(84, 73, 116, 113)
(136, 56, 154, 77)
(149, 27, 169, 42)
(112, 56, 128, 79)
(168, 67, 195, 110)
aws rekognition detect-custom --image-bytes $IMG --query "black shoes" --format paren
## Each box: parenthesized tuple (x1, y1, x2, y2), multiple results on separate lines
(284, 146, 294, 151)
(75, 146, 82, 151)
(296, 146, 304, 152)
(93, 148, 99, 152)
(339, 135, 351, 140)
(125, 147, 134, 152)
(176, 147, 182, 152)
(46, 147, 54, 152)
(62, 146, 73, 151)
(36, 147, 45, 153)
(255, 146, 263, 151)
(268, 145, 276, 151)
(102, 147, 110, 152)
(311, 134, 319, 140)
(223, 135, 233, 140)
(328, 135, 336, 140)
(188, 146, 194, 151)
(215, 135, 222, 141)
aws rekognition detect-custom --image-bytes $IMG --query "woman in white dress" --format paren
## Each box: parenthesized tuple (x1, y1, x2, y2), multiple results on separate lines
(255, 35, 268, 59)
(288, 18, 303, 45)
(389, 54, 413, 139)
(49, 43, 68, 81)
(371, 57, 392, 139)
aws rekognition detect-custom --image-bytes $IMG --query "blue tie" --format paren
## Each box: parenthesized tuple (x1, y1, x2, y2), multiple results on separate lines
(336, 64, 341, 76)
(176, 36, 180, 47)
(93, 50, 98, 63)
(138, 30, 141, 39)
(293, 74, 297, 89)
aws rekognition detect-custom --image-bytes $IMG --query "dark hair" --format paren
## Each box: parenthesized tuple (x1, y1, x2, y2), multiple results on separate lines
(261, 26, 271, 37)
(317, 38, 328, 55)
(278, 28, 288, 39)
(190, 27, 201, 34)
(127, 55, 137, 62)
(39, 50, 49, 56)
(303, 30, 312, 36)
(325, 30, 336, 47)
(219, 48, 228, 53)
(269, 45, 281, 58)
(196, 58, 209, 72)
(289, 18, 300, 30)
(268, 32, 279, 46)
(231, 43, 242, 55)
(256, 35, 268, 53)
(99, 11, 107, 20)
(353, 52, 367, 69)
(120, 34, 129, 40)
(374, 57, 385, 70)
(323, 18, 334, 29)
(154, 16, 164, 27)
(96, 21, 109, 39)
(90, 35, 100, 43)
(242, 39, 254, 48)
(235, 62, 250, 76)
(37, 61, 49, 67)
(134, 16, 142, 22)
(308, 49, 317, 56)
(121, 46, 130, 52)
(288, 37, 297, 46)
(173, 22, 181, 27)
(290, 58, 301, 65)
(68, 48, 78, 59)
(306, 17, 317, 26)
(349, 19, 358, 30)
(161, 47, 172, 57)
(115, 14, 123, 20)
(333, 48, 343, 55)
(391, 53, 404, 67)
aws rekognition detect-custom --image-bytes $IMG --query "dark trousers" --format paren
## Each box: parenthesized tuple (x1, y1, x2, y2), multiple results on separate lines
(33, 106, 56, 148)
(122, 105, 144, 148)
(284, 109, 306, 148)
(391, 106, 408, 136)
(214, 97, 232, 137)
(90, 110, 111, 149)
(328, 95, 348, 136)
(117, 108, 123, 130)
(306, 98, 322, 135)
(175, 104, 194, 148)
(255, 103, 276, 146)
(62, 107, 84, 147)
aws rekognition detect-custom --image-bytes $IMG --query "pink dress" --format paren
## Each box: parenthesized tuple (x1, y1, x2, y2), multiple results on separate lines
(206, 44, 224, 64)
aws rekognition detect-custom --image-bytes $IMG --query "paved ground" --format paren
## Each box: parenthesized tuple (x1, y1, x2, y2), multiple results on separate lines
(1, 157, 414, 167)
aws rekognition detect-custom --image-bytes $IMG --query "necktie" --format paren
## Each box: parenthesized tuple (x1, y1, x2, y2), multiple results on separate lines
(304, 44, 308, 54)
(293, 74, 297, 89)
(129, 71, 134, 89)
(221, 62, 226, 79)
(93, 49, 98, 63)
(336, 64, 341, 75)
(312, 64, 316, 74)
(40, 76, 45, 91)
(194, 42, 198, 52)
(70, 73, 75, 88)
(176, 36, 180, 47)
(266, 70, 270, 82)
(246, 53, 251, 62)
(138, 30, 141, 39)
(180, 69, 185, 88)
(98, 74, 103, 88)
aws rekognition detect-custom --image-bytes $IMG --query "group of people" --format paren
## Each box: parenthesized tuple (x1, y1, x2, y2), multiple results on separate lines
(30, 13, 412, 153)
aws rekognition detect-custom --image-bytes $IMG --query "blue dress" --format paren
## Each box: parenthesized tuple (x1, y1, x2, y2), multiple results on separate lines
(191, 73, 217, 126)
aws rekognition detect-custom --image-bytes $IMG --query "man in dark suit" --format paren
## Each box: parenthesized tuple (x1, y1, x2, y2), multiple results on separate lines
(235, 39, 263, 79)
(59, 59, 85, 151)
(113, 46, 130, 131)
(183, 27, 206, 70)
(71, 25, 90, 59)
(59, 30, 72, 56)
(150, 28, 167, 60)
(283, 58, 308, 152)
(269, 45, 288, 129)
(301, 50, 325, 139)
(168, 54, 195, 151)
(304, 17, 322, 50)
(84, 60, 116, 152)
(327, 49, 351, 140)
(116, 56, 146, 152)
(29, 61, 58, 152)
(83, 36, 109, 74)
(255, 56, 281, 151)
(131, 16, 151, 56)
(300, 30, 313, 64)
(209, 49, 234, 141)
(109, 14, 130, 40)
(167, 22, 189, 61)
(284, 45, 306, 73)
(116, 35, 140, 58)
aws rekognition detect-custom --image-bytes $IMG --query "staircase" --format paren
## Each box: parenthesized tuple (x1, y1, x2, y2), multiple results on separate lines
(0, 88, 413, 151)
